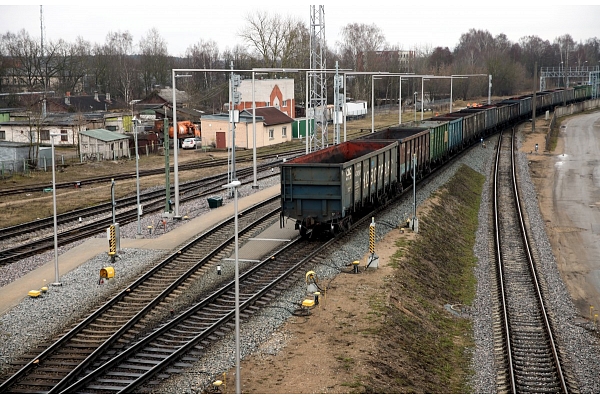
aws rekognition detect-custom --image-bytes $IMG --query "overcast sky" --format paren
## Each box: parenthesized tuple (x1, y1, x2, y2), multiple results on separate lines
(2, 1, 599, 59)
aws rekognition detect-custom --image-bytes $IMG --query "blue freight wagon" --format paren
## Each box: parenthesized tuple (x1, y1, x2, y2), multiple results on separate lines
(280, 140, 399, 237)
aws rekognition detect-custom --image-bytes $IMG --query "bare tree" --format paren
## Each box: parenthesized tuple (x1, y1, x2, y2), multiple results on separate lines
(185, 39, 220, 89)
(139, 28, 169, 96)
(554, 34, 576, 72)
(93, 31, 136, 105)
(238, 11, 308, 68)
(519, 35, 552, 77)
(3, 30, 43, 90)
(337, 22, 387, 103)
(53, 37, 90, 95)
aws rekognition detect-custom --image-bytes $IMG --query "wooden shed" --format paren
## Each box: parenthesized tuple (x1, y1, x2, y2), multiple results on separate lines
(79, 129, 130, 161)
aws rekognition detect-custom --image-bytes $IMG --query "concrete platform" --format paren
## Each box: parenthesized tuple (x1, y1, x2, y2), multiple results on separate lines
(0, 184, 297, 316)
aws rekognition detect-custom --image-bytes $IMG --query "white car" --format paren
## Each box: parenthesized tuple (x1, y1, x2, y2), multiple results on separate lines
(182, 137, 201, 149)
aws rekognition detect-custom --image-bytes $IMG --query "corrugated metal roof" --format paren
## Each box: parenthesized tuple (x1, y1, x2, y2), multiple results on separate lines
(240, 107, 294, 126)
(81, 129, 129, 142)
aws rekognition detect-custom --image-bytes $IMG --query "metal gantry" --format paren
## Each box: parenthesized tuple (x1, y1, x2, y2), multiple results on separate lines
(539, 65, 600, 91)
(308, 5, 328, 152)
(333, 62, 343, 145)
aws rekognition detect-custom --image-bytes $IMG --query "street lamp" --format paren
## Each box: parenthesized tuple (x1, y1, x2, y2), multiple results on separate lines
(172, 72, 192, 219)
(132, 117, 141, 237)
(222, 179, 241, 394)
(50, 131, 61, 286)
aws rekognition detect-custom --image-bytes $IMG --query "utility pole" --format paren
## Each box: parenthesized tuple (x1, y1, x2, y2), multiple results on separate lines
(532, 62, 537, 132)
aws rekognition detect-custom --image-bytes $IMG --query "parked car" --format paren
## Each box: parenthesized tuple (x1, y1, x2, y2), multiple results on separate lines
(182, 137, 201, 149)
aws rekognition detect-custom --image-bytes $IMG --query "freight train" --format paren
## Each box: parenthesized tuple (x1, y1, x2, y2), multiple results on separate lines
(280, 85, 593, 238)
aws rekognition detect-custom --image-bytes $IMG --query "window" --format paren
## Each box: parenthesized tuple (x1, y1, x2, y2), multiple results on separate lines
(60, 129, 68, 142)
(281, 127, 287, 138)
(269, 129, 274, 140)
(0, 130, 5, 140)
(265, 101, 270, 107)
(40, 129, 50, 141)
(282, 100, 287, 107)
(106, 125, 117, 132)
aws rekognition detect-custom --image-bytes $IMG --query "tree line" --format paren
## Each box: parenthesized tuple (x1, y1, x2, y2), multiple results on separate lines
(1, 11, 598, 112)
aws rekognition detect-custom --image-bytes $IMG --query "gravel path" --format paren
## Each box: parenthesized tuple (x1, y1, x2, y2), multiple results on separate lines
(1, 137, 599, 393)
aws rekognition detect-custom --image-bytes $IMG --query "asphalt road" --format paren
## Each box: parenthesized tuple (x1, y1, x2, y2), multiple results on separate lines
(550, 111, 600, 318)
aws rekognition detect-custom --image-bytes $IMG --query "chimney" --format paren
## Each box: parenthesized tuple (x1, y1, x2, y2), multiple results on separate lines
(94, 91, 99, 102)
(65, 92, 70, 105)
(106, 93, 111, 102)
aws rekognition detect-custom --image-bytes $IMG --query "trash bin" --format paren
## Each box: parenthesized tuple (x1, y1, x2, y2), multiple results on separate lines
(207, 196, 223, 209)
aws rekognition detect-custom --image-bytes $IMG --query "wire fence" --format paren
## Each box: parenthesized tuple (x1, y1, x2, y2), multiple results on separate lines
(1, 142, 163, 179)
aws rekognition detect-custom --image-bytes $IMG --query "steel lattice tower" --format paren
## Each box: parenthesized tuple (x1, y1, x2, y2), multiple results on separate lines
(309, 5, 327, 152)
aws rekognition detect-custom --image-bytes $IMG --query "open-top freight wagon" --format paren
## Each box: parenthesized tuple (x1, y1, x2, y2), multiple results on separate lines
(280, 140, 398, 238)
(358, 126, 429, 187)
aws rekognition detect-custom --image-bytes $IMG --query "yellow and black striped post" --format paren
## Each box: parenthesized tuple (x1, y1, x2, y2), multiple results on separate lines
(369, 217, 376, 254)
(107, 225, 116, 262)
(109, 225, 116, 253)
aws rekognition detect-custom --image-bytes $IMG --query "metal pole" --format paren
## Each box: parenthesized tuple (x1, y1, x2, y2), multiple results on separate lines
(230, 63, 236, 185)
(371, 76, 375, 132)
(399, 77, 402, 125)
(305, 70, 309, 154)
(450, 76, 453, 113)
(172, 70, 180, 218)
(134, 119, 141, 236)
(532, 62, 537, 132)
(222, 180, 242, 393)
(252, 71, 258, 189)
(414, 92, 417, 123)
(111, 178, 115, 224)
(164, 112, 171, 213)
(488, 75, 492, 105)
(234, 182, 240, 394)
(51, 133, 61, 286)
(343, 73, 347, 142)
(413, 153, 417, 232)
(421, 77, 424, 121)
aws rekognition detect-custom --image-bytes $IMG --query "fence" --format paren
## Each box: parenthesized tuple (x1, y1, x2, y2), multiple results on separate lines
(545, 98, 600, 150)
(1, 142, 161, 179)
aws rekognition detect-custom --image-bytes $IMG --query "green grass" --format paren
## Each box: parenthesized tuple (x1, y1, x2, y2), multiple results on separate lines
(363, 164, 484, 393)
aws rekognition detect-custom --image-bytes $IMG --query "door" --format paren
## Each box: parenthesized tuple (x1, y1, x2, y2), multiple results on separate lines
(216, 131, 226, 149)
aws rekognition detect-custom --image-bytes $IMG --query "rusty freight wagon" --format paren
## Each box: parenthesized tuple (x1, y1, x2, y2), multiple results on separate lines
(280, 140, 398, 238)
(358, 126, 430, 189)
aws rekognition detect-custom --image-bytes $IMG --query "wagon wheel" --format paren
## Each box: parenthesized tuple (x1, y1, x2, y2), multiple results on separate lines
(345, 216, 353, 231)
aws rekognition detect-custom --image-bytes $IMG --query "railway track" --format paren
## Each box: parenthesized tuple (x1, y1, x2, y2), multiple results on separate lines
(491, 129, 574, 393)
(61, 236, 328, 394)
(0, 197, 282, 394)
(0, 163, 279, 266)
(0, 149, 303, 197)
